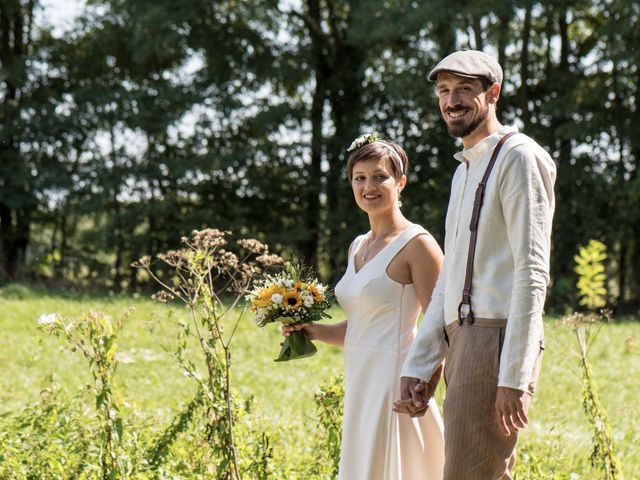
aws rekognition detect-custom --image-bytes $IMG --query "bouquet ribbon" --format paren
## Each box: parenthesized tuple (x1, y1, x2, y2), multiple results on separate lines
(274, 327, 317, 362)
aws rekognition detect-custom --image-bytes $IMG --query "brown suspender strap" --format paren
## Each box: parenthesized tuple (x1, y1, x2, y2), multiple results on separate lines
(457, 131, 517, 325)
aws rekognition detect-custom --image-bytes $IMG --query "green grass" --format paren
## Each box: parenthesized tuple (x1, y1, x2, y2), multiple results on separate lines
(1, 285, 639, 478)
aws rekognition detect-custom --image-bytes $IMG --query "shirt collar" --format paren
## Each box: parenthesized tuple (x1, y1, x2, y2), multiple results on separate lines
(453, 124, 519, 163)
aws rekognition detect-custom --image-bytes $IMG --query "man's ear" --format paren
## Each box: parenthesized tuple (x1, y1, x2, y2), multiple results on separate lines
(488, 82, 501, 104)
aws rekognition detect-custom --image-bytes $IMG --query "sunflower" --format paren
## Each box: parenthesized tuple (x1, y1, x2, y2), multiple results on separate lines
(282, 290, 303, 310)
(252, 285, 284, 308)
(307, 284, 325, 302)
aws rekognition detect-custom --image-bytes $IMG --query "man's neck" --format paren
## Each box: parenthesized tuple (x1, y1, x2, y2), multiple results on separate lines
(461, 117, 502, 149)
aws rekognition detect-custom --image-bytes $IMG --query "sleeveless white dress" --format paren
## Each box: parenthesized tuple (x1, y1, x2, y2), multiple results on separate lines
(334, 224, 445, 480)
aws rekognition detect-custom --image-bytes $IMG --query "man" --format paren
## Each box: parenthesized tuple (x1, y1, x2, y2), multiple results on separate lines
(393, 50, 556, 479)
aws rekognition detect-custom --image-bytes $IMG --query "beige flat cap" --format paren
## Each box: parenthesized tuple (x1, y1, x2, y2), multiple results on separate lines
(428, 50, 503, 84)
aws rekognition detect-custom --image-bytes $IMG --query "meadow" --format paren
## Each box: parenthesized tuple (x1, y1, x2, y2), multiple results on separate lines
(1, 284, 638, 479)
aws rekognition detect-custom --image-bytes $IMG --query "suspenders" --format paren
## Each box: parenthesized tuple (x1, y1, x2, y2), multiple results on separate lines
(457, 132, 517, 326)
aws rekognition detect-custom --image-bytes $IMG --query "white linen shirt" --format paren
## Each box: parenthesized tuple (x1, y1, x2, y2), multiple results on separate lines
(402, 125, 556, 391)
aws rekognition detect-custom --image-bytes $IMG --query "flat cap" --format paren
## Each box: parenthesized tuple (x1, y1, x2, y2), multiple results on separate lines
(428, 50, 503, 84)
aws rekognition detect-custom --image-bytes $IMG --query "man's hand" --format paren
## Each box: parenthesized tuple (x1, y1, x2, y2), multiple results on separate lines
(392, 377, 433, 418)
(495, 386, 529, 436)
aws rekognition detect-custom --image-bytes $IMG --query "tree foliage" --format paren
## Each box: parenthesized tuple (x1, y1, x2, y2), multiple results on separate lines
(1, 0, 639, 311)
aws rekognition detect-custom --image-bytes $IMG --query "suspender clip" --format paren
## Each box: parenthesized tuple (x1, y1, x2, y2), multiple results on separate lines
(457, 301, 475, 325)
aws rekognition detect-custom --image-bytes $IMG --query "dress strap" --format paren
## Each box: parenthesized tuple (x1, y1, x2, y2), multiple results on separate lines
(349, 234, 368, 266)
(377, 224, 431, 268)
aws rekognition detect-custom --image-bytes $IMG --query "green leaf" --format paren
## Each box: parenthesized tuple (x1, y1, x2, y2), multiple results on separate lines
(115, 417, 124, 441)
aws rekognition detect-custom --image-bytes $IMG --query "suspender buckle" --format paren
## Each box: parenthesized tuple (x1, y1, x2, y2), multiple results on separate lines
(457, 301, 475, 325)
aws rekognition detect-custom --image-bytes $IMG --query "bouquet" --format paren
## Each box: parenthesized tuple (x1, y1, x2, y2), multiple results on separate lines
(247, 266, 332, 362)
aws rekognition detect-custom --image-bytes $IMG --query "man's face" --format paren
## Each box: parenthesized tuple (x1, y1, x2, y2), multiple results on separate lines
(436, 73, 494, 139)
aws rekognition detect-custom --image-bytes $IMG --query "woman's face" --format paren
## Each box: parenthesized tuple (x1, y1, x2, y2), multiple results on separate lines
(351, 156, 405, 215)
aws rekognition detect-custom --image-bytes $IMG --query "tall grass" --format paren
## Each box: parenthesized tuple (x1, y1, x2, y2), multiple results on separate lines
(1, 284, 638, 478)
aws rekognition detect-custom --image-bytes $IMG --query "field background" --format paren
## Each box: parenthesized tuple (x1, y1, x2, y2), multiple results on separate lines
(1, 287, 638, 478)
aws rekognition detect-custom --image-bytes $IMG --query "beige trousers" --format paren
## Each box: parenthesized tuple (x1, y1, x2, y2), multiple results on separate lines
(442, 319, 544, 480)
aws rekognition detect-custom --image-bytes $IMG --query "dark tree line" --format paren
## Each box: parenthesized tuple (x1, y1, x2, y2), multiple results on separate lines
(1, 0, 639, 312)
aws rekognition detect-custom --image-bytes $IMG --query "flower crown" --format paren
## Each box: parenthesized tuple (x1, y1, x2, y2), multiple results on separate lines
(346, 132, 405, 175)
(346, 133, 380, 153)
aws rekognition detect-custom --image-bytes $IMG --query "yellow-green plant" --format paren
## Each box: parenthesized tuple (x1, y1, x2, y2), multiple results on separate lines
(310, 374, 344, 478)
(574, 239, 607, 310)
(38, 309, 131, 479)
(566, 239, 621, 480)
(134, 229, 283, 480)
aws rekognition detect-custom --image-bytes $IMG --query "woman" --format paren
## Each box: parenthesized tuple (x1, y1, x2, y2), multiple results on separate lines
(283, 134, 445, 480)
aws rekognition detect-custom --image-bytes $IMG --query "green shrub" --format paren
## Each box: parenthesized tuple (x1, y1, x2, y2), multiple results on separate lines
(0, 283, 32, 300)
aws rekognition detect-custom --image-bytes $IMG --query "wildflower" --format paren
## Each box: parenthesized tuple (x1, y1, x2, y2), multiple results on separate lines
(151, 291, 175, 303)
(237, 238, 268, 254)
(132, 256, 151, 268)
(190, 228, 227, 249)
(37, 313, 58, 326)
(256, 253, 285, 266)
(158, 250, 188, 268)
(217, 250, 239, 270)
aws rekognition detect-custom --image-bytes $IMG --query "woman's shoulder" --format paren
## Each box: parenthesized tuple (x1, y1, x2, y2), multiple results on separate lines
(404, 222, 433, 238)
(403, 224, 442, 256)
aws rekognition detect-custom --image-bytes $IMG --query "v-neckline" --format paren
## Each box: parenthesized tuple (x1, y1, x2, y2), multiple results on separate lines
(353, 224, 413, 275)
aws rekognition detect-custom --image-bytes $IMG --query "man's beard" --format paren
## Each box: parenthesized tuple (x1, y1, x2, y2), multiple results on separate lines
(445, 104, 489, 139)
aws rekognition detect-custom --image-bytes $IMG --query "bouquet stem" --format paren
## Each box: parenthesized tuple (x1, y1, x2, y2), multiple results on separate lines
(275, 329, 317, 362)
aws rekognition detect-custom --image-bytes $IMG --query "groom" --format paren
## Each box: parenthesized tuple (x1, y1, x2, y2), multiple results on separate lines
(394, 50, 556, 479)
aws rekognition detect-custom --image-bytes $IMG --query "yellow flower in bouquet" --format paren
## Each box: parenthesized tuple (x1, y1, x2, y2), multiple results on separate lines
(282, 291, 303, 310)
(247, 266, 332, 362)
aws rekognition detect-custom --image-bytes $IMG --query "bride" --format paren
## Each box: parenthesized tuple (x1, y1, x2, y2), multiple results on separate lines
(283, 134, 445, 479)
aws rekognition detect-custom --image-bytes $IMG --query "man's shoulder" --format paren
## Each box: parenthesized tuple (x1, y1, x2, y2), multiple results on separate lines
(504, 132, 549, 155)
(498, 133, 557, 182)
(503, 132, 551, 160)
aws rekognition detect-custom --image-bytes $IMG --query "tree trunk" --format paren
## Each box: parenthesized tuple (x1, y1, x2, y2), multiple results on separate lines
(113, 214, 123, 290)
(496, 9, 511, 117)
(302, 0, 326, 269)
(325, 41, 366, 281)
(471, 14, 483, 51)
(629, 51, 640, 310)
(519, 2, 532, 128)
(0, 1, 33, 281)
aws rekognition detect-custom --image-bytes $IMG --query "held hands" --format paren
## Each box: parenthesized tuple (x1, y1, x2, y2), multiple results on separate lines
(392, 377, 434, 418)
(495, 386, 529, 436)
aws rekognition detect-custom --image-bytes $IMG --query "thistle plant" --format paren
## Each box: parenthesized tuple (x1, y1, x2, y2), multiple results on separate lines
(133, 228, 283, 480)
(564, 240, 621, 479)
(37, 309, 131, 479)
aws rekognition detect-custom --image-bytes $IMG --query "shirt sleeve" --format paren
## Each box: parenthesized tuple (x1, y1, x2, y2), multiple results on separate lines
(400, 259, 448, 381)
(498, 144, 556, 391)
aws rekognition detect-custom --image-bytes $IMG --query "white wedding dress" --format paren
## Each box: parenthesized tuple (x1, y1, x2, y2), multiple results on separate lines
(335, 224, 445, 480)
